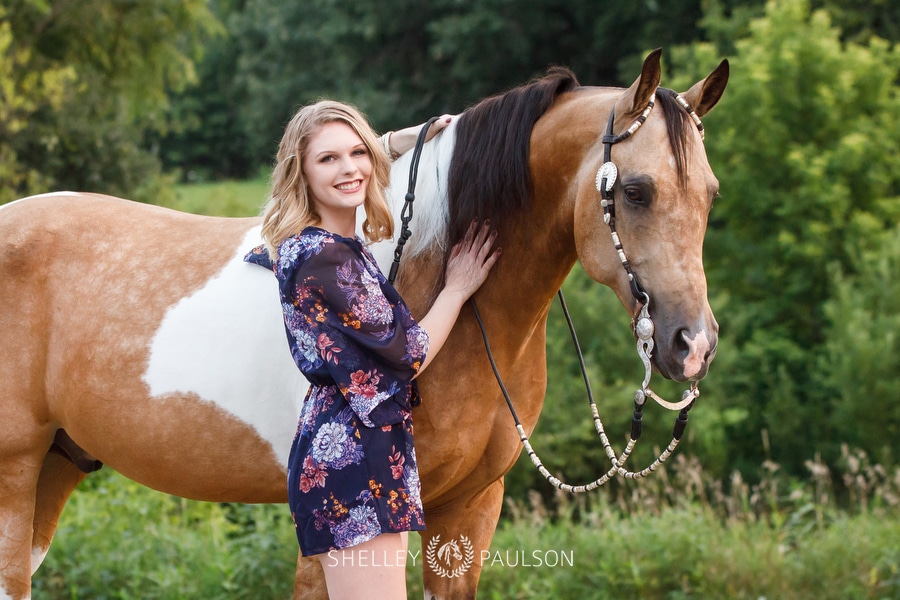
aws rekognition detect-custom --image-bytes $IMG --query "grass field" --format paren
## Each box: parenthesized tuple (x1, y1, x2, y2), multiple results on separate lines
(158, 175, 271, 217)
(31, 452, 900, 599)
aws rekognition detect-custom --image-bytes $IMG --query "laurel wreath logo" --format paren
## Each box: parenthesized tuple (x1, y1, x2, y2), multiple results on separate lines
(425, 534, 475, 578)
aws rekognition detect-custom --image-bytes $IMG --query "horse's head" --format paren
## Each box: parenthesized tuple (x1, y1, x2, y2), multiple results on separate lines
(571, 50, 728, 383)
(404, 51, 726, 384)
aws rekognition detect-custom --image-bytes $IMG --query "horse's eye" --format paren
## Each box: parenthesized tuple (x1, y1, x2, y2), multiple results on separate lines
(619, 177, 655, 207)
(623, 186, 644, 205)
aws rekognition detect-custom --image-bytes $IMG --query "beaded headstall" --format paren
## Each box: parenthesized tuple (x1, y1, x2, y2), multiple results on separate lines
(473, 88, 710, 493)
(595, 89, 703, 413)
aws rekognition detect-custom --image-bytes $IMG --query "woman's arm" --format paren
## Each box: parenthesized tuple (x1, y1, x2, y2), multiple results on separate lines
(381, 115, 454, 159)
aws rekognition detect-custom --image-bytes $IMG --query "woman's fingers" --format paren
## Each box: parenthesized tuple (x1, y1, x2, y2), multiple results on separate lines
(453, 222, 491, 261)
(461, 222, 499, 284)
(471, 223, 498, 266)
(425, 115, 454, 141)
(478, 227, 497, 261)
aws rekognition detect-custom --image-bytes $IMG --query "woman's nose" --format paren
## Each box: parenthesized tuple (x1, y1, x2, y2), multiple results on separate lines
(340, 156, 358, 175)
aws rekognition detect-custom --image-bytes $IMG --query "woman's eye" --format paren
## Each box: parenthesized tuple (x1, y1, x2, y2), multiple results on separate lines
(352, 148, 368, 157)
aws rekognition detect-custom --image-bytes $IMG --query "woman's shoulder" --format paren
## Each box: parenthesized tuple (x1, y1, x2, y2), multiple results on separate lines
(275, 227, 363, 279)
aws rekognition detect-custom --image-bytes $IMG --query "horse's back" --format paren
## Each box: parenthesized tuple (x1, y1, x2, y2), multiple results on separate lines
(0, 193, 300, 501)
(0, 192, 260, 371)
(1, 191, 257, 263)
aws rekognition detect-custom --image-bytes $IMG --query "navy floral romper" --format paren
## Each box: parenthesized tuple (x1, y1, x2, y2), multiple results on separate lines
(245, 227, 428, 556)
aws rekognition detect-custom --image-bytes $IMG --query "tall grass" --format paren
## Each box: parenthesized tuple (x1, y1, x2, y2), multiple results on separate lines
(468, 445, 900, 599)
(32, 473, 297, 599)
(33, 447, 899, 599)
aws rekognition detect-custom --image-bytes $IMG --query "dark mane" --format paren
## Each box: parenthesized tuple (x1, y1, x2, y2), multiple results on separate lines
(447, 67, 580, 245)
(656, 87, 692, 187)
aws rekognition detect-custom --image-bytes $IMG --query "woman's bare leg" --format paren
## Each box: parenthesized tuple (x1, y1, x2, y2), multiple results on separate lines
(318, 532, 409, 599)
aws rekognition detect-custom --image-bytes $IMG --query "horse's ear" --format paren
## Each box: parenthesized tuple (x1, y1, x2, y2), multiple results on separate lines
(681, 59, 729, 117)
(614, 48, 662, 121)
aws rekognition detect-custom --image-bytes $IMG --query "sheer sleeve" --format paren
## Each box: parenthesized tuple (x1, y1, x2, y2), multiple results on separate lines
(283, 236, 429, 427)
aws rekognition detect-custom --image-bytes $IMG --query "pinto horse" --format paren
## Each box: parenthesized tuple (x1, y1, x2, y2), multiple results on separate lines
(0, 49, 727, 599)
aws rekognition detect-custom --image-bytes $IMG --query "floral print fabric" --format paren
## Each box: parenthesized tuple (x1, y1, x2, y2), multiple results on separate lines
(244, 227, 428, 556)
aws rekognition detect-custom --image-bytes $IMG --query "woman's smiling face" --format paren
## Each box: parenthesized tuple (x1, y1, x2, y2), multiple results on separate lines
(303, 121, 372, 233)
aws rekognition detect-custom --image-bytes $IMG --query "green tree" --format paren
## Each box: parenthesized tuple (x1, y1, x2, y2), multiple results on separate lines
(156, 0, 252, 181)
(816, 226, 900, 466)
(220, 0, 712, 170)
(816, 0, 900, 43)
(667, 0, 900, 473)
(0, 4, 74, 201)
(0, 0, 219, 203)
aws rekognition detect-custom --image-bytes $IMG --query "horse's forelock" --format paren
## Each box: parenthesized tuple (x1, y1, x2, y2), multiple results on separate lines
(447, 67, 580, 246)
(656, 88, 692, 188)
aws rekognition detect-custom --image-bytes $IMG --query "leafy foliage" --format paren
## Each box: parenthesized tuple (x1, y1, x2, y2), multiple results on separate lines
(158, 0, 714, 176)
(660, 0, 900, 475)
(816, 226, 900, 465)
(0, 0, 219, 203)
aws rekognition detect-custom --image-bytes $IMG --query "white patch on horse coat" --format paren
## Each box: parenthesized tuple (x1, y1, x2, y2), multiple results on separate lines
(681, 329, 712, 379)
(364, 118, 457, 269)
(30, 545, 48, 576)
(143, 227, 308, 466)
(0, 586, 21, 600)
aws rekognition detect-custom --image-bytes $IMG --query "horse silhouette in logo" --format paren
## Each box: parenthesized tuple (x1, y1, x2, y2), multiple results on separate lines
(437, 539, 464, 566)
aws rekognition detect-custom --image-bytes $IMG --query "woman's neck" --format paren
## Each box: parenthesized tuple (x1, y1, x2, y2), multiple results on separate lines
(316, 213, 357, 238)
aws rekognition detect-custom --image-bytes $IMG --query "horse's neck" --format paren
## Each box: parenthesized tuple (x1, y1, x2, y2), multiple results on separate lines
(369, 114, 580, 335)
(480, 215, 577, 331)
(395, 213, 576, 344)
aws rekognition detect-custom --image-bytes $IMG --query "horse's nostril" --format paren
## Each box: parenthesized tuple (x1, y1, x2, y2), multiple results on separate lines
(672, 328, 715, 380)
(673, 329, 690, 357)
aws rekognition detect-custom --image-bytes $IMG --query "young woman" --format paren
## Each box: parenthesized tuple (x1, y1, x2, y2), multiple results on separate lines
(245, 101, 500, 598)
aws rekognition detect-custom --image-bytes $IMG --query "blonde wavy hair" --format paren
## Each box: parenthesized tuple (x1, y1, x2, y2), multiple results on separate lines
(260, 100, 393, 258)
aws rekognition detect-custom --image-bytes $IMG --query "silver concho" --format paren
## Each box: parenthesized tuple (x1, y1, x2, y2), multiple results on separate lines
(634, 316, 655, 341)
(595, 161, 618, 193)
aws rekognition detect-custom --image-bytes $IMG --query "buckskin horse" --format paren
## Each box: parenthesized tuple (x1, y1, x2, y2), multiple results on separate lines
(0, 49, 727, 599)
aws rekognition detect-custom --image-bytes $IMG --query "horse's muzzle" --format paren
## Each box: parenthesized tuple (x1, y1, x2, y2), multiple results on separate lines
(662, 320, 718, 382)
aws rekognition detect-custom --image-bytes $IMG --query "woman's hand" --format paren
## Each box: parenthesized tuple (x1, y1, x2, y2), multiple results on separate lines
(414, 221, 500, 376)
(384, 115, 455, 157)
(443, 221, 501, 301)
(422, 114, 454, 142)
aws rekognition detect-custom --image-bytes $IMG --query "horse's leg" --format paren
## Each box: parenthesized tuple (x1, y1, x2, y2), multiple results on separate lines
(0, 447, 46, 600)
(31, 452, 89, 575)
(292, 553, 328, 599)
(421, 480, 505, 600)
